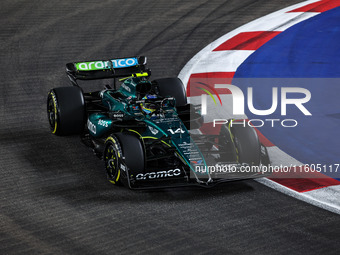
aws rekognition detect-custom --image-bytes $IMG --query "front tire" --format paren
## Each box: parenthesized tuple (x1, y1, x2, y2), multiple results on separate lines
(104, 133, 145, 186)
(115, 133, 145, 176)
(218, 125, 237, 162)
(230, 124, 261, 166)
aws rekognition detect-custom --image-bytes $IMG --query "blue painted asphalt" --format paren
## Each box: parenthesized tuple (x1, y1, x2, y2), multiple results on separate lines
(233, 7, 340, 179)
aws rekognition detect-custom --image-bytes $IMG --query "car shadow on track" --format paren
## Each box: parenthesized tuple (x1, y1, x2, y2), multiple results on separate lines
(19, 129, 256, 204)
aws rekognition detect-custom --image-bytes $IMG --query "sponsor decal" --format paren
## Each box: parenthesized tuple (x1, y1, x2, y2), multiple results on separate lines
(76, 57, 138, 71)
(87, 119, 96, 134)
(192, 160, 203, 164)
(149, 126, 159, 135)
(136, 169, 181, 180)
(98, 119, 109, 128)
(77, 61, 110, 71)
(113, 113, 124, 118)
(111, 58, 137, 68)
(120, 164, 126, 172)
(167, 127, 185, 135)
(121, 83, 131, 93)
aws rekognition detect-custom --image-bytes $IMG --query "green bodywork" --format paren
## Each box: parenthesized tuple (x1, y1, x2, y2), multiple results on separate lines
(87, 77, 207, 173)
(118, 77, 150, 98)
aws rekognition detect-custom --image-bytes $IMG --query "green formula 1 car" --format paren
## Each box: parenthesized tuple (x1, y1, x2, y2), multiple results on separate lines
(47, 56, 270, 189)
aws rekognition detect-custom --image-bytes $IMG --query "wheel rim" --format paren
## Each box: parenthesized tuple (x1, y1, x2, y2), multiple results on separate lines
(105, 143, 119, 180)
(47, 94, 57, 133)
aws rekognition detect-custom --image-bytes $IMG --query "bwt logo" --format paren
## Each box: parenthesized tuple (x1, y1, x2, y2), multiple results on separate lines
(199, 83, 312, 116)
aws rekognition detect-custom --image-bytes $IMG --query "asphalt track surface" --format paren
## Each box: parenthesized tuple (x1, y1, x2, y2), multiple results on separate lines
(1, 1, 340, 254)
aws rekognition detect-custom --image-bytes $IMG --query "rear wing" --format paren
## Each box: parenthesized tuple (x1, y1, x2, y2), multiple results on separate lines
(66, 56, 149, 86)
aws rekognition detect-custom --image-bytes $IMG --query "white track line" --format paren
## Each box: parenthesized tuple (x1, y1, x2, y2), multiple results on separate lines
(189, 51, 254, 74)
(178, 0, 321, 86)
(257, 178, 340, 214)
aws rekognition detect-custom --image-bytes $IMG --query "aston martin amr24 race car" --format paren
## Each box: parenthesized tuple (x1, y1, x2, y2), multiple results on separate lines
(47, 56, 270, 189)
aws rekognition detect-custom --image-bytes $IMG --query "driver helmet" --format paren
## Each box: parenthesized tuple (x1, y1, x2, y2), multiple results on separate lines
(140, 102, 157, 115)
(140, 94, 158, 115)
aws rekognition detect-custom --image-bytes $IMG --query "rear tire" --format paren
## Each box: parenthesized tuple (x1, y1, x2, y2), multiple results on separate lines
(230, 124, 261, 166)
(47, 86, 85, 135)
(153, 77, 187, 107)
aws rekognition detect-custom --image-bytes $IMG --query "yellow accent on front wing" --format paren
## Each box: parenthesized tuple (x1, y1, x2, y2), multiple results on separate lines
(141, 136, 157, 140)
(142, 136, 171, 147)
(128, 129, 142, 138)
